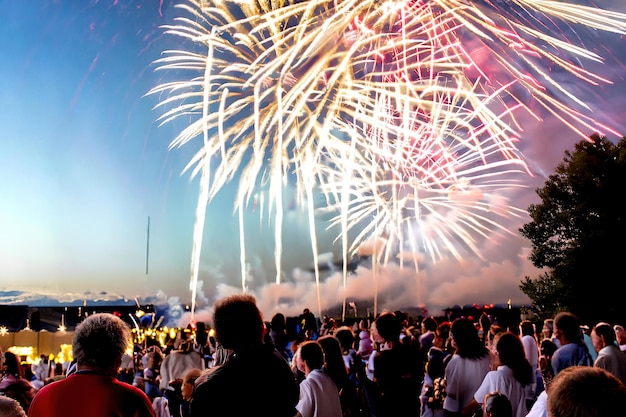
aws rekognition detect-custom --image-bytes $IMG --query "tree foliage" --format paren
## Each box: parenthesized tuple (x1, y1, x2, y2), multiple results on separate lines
(519, 134, 626, 324)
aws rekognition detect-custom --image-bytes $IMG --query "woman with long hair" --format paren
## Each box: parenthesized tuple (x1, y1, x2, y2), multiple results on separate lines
(463, 332, 533, 417)
(371, 312, 422, 417)
(442, 317, 493, 417)
(318, 335, 362, 417)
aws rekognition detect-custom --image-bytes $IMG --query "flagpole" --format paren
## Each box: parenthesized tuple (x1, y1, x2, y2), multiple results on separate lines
(146, 216, 150, 275)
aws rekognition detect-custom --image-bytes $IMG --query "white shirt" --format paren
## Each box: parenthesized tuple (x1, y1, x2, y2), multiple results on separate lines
(521, 335, 539, 371)
(296, 369, 343, 417)
(474, 365, 528, 417)
(521, 334, 539, 399)
(159, 350, 205, 391)
(595, 344, 626, 385)
(526, 390, 547, 417)
(366, 350, 378, 381)
(443, 353, 492, 413)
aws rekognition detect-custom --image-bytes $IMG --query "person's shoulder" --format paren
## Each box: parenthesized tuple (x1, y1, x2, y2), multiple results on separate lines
(496, 365, 516, 377)
(310, 368, 328, 377)
(0, 375, 16, 389)
(196, 364, 228, 387)
(481, 368, 499, 381)
(443, 355, 462, 374)
(195, 358, 254, 394)
(445, 354, 461, 365)
(594, 351, 609, 364)
(554, 343, 572, 355)
(420, 331, 434, 340)
(4, 377, 35, 390)
(302, 369, 330, 388)
(187, 349, 203, 358)
(375, 346, 396, 360)
(257, 346, 293, 368)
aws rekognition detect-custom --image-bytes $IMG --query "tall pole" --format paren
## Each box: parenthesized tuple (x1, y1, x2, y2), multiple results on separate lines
(146, 216, 150, 275)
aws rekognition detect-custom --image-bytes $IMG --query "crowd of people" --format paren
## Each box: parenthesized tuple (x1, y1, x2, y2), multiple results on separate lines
(2, 298, 626, 417)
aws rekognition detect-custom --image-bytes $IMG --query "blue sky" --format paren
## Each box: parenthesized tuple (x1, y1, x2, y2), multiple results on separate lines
(1, 1, 195, 296)
(0, 0, 347, 317)
(2, 0, 626, 322)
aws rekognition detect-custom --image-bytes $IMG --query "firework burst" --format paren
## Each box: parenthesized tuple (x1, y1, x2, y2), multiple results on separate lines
(149, 0, 626, 318)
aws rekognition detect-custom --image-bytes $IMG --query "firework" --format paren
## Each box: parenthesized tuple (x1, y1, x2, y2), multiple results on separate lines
(149, 0, 626, 319)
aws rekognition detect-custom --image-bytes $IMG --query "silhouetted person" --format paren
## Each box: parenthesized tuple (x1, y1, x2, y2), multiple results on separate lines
(372, 312, 421, 417)
(300, 308, 319, 340)
(191, 294, 299, 417)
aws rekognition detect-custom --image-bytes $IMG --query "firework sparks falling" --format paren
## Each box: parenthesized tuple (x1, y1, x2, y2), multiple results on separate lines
(149, 0, 626, 317)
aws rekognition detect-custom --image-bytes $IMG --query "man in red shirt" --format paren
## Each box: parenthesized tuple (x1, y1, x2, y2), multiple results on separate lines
(29, 313, 154, 417)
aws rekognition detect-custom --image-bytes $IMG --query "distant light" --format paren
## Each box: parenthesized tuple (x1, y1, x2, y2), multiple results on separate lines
(0, 326, 8, 336)
(59, 314, 66, 332)
(11, 346, 34, 357)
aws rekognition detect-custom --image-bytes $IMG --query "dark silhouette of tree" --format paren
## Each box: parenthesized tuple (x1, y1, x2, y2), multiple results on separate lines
(519, 133, 626, 324)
